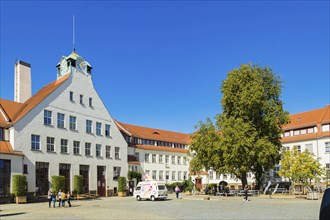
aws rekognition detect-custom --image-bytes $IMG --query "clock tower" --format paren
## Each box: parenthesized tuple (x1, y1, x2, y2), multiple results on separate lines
(56, 51, 92, 78)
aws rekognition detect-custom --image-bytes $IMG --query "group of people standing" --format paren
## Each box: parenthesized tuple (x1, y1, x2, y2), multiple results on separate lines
(48, 189, 72, 208)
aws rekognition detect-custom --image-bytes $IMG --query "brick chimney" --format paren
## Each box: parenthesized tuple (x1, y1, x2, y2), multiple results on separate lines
(14, 60, 32, 103)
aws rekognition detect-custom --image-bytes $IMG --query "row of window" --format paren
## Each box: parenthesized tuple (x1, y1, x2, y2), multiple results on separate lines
(144, 170, 188, 181)
(140, 153, 187, 165)
(282, 142, 330, 153)
(44, 110, 111, 136)
(31, 134, 120, 158)
(70, 91, 93, 107)
(283, 124, 330, 137)
(125, 136, 186, 149)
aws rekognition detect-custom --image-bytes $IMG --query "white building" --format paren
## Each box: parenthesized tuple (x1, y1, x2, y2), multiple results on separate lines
(115, 121, 190, 185)
(281, 105, 330, 188)
(0, 51, 128, 198)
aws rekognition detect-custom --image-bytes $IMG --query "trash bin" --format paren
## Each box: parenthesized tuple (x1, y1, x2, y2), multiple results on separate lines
(307, 192, 318, 200)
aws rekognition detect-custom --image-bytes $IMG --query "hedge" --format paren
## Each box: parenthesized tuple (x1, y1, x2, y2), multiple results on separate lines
(73, 175, 84, 194)
(51, 176, 65, 194)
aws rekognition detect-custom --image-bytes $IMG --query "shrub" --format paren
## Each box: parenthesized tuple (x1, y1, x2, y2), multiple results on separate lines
(196, 187, 201, 192)
(51, 176, 65, 194)
(127, 171, 142, 183)
(185, 186, 193, 192)
(118, 176, 127, 192)
(12, 175, 27, 196)
(73, 175, 84, 194)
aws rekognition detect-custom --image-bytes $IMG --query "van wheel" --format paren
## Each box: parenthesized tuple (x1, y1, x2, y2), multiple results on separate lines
(136, 196, 141, 201)
(151, 196, 155, 201)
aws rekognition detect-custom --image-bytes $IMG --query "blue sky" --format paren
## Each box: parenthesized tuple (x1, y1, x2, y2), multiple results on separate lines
(1, 0, 329, 134)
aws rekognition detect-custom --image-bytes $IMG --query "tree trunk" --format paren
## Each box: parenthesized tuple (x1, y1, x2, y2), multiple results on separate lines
(240, 172, 247, 189)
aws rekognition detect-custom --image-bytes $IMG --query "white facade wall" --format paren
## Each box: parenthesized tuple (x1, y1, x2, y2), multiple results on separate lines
(12, 67, 128, 193)
(136, 149, 189, 183)
(282, 137, 330, 168)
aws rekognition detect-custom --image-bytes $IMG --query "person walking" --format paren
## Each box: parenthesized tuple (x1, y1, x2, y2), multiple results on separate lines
(47, 190, 52, 208)
(175, 185, 180, 199)
(244, 185, 249, 202)
(67, 191, 72, 207)
(61, 190, 66, 207)
(58, 189, 62, 207)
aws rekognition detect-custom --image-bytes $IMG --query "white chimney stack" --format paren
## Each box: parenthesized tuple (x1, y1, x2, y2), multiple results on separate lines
(14, 60, 32, 103)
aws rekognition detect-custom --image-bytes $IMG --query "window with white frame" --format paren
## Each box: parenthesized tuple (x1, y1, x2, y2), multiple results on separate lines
(159, 155, 163, 163)
(209, 171, 214, 179)
(171, 156, 175, 164)
(135, 152, 139, 161)
(183, 157, 187, 165)
(159, 171, 164, 180)
(183, 171, 187, 180)
(114, 167, 121, 178)
(96, 144, 102, 157)
(44, 110, 52, 125)
(283, 146, 290, 151)
(172, 171, 176, 180)
(86, 120, 92, 133)
(106, 145, 111, 158)
(31, 134, 40, 150)
(322, 124, 330, 132)
(325, 142, 330, 153)
(115, 147, 120, 159)
(152, 154, 156, 163)
(61, 139, 68, 153)
(307, 127, 314, 133)
(293, 130, 300, 136)
(105, 124, 111, 137)
(223, 174, 227, 179)
(96, 122, 102, 135)
(145, 153, 150, 163)
(166, 171, 170, 180)
(73, 141, 80, 155)
(295, 145, 301, 153)
(46, 137, 55, 152)
(177, 156, 181, 165)
(284, 131, 290, 137)
(57, 113, 65, 128)
(85, 142, 91, 156)
(165, 155, 169, 164)
(69, 116, 77, 130)
(178, 171, 182, 181)
(152, 170, 157, 180)
(145, 170, 150, 179)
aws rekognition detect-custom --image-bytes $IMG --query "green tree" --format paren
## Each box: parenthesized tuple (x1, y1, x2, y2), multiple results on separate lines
(73, 175, 84, 194)
(51, 176, 65, 194)
(191, 64, 289, 189)
(189, 118, 222, 174)
(279, 147, 324, 194)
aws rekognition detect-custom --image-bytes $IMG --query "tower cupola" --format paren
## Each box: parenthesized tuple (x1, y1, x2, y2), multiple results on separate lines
(56, 51, 92, 78)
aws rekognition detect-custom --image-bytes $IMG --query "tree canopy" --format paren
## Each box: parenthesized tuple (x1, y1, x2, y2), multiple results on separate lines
(190, 64, 289, 189)
(278, 147, 324, 193)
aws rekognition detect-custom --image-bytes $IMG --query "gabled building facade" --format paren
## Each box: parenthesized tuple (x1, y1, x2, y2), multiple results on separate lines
(0, 51, 128, 198)
(115, 121, 190, 184)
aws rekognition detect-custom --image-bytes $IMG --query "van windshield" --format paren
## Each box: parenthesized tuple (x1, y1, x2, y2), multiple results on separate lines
(158, 185, 166, 190)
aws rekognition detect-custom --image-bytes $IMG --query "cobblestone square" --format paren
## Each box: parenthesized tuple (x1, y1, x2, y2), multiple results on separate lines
(0, 194, 321, 219)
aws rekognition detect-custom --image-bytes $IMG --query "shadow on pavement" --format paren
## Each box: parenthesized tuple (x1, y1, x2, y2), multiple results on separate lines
(0, 212, 26, 217)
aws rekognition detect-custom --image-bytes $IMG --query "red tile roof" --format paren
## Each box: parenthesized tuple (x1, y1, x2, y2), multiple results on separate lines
(283, 105, 330, 130)
(0, 141, 24, 156)
(136, 144, 188, 153)
(0, 74, 70, 126)
(115, 121, 191, 144)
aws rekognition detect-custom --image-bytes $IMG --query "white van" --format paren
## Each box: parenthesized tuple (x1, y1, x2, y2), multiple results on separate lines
(134, 181, 168, 201)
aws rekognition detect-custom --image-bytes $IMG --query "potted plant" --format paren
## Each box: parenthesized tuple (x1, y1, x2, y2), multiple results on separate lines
(73, 175, 84, 199)
(12, 175, 27, 204)
(117, 176, 127, 197)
